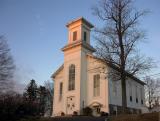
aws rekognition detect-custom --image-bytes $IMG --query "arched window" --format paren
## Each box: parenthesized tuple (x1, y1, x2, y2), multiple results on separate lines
(68, 64, 75, 91)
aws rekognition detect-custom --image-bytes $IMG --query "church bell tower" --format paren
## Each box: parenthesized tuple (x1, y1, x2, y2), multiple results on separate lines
(62, 17, 95, 52)
(61, 17, 95, 115)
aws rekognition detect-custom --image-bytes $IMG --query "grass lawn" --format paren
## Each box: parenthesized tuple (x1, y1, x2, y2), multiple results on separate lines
(110, 112, 159, 121)
(17, 112, 159, 121)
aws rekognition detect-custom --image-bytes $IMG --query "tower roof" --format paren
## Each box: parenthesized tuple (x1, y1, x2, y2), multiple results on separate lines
(66, 17, 94, 28)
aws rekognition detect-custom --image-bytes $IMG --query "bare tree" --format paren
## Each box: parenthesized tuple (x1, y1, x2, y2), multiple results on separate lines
(144, 76, 160, 109)
(44, 80, 53, 98)
(0, 36, 15, 93)
(92, 0, 153, 112)
(44, 80, 53, 116)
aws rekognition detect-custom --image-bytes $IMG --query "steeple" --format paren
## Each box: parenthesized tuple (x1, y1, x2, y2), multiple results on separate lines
(62, 17, 95, 53)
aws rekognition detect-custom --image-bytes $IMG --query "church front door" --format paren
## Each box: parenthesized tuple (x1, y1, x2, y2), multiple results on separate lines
(92, 106, 101, 116)
(66, 96, 75, 115)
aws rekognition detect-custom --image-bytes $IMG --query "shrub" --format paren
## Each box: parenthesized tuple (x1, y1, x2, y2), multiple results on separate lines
(83, 107, 92, 116)
(73, 111, 78, 116)
(100, 111, 108, 116)
(61, 112, 65, 116)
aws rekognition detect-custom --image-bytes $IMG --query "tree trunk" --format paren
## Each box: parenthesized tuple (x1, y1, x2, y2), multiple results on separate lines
(118, 4, 127, 113)
(121, 73, 127, 113)
(148, 90, 152, 109)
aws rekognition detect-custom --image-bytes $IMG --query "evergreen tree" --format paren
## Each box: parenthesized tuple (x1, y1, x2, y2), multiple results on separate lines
(24, 79, 37, 102)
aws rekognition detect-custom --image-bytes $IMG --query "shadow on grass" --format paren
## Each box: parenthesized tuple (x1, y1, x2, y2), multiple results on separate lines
(110, 112, 159, 121)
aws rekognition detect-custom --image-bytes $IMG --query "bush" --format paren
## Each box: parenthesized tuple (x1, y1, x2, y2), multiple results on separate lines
(73, 111, 78, 116)
(0, 92, 24, 121)
(100, 111, 108, 116)
(0, 92, 44, 121)
(83, 107, 92, 116)
(61, 112, 65, 116)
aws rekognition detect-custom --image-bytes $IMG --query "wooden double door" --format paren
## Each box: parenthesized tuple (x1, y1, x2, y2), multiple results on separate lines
(66, 96, 76, 115)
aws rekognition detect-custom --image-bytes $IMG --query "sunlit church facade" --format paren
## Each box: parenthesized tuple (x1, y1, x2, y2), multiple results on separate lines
(51, 17, 145, 116)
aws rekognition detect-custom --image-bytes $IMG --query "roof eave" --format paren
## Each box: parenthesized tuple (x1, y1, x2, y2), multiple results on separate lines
(51, 64, 64, 80)
(66, 17, 94, 28)
(87, 55, 145, 85)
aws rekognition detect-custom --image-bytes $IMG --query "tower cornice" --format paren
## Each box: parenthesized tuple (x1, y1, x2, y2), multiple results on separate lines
(66, 17, 94, 28)
(61, 40, 96, 52)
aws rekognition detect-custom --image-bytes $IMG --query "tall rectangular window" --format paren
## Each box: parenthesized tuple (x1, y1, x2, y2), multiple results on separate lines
(84, 31, 87, 42)
(136, 85, 138, 103)
(59, 82, 63, 101)
(129, 81, 132, 102)
(73, 31, 77, 41)
(140, 88, 143, 104)
(112, 81, 117, 96)
(93, 74, 100, 97)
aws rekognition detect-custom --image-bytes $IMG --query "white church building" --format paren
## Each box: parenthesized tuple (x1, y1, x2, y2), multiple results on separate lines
(51, 17, 145, 116)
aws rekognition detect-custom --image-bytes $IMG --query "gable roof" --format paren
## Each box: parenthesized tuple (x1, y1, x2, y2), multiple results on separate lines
(51, 55, 145, 85)
(51, 64, 64, 79)
(87, 54, 146, 85)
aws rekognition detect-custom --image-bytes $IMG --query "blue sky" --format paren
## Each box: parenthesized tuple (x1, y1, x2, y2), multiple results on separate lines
(0, 0, 160, 89)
